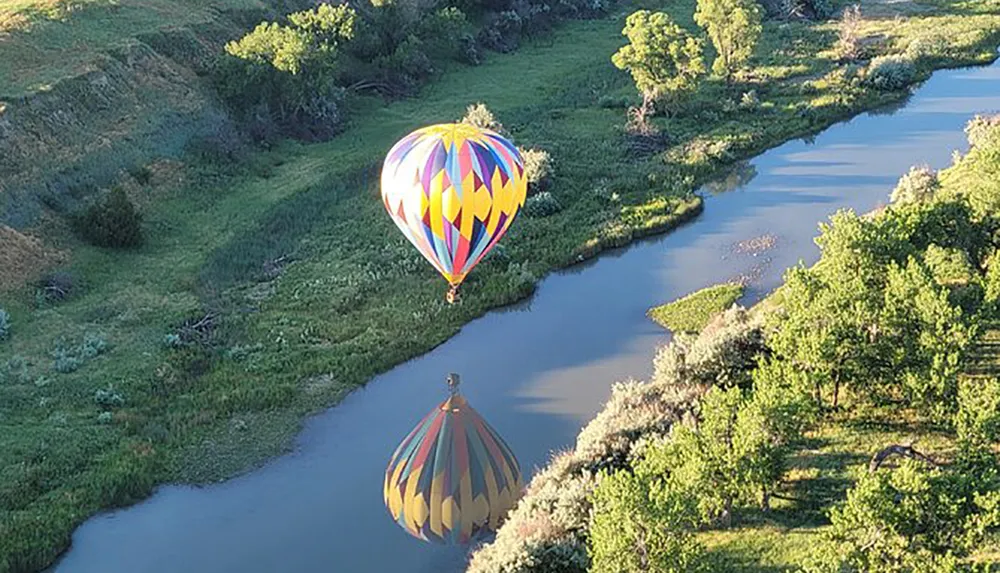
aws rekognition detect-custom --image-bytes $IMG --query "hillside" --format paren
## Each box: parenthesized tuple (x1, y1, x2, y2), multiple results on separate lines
(0, 0, 300, 228)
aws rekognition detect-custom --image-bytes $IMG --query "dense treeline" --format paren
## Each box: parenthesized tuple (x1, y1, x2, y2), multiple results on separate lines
(215, 0, 611, 141)
(467, 116, 1000, 572)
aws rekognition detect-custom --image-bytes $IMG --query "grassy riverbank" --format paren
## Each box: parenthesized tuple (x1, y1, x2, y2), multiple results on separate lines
(3, 0, 1000, 570)
(649, 283, 745, 332)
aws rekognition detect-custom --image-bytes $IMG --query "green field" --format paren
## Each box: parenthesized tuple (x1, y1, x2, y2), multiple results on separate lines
(3, 0, 1000, 571)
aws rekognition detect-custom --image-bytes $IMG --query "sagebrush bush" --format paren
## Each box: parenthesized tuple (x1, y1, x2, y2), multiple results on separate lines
(95, 386, 126, 409)
(890, 165, 938, 204)
(965, 114, 1000, 148)
(519, 147, 553, 193)
(834, 4, 862, 61)
(865, 54, 916, 91)
(467, 456, 593, 573)
(36, 271, 78, 304)
(74, 187, 144, 248)
(652, 305, 767, 388)
(524, 192, 562, 217)
(575, 380, 703, 472)
(461, 102, 504, 133)
(0, 308, 9, 342)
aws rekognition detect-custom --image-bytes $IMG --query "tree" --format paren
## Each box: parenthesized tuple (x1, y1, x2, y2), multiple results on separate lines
(226, 4, 357, 74)
(589, 461, 706, 572)
(693, 0, 763, 81)
(220, 4, 357, 140)
(611, 10, 705, 129)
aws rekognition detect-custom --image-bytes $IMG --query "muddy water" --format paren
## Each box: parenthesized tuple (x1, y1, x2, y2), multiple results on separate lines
(53, 57, 1000, 573)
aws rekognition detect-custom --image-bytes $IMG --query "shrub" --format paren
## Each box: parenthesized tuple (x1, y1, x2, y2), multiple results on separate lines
(575, 380, 703, 472)
(36, 271, 78, 304)
(890, 165, 938, 204)
(461, 102, 504, 133)
(0, 308, 9, 342)
(652, 305, 767, 388)
(467, 465, 592, 573)
(965, 114, 1000, 149)
(739, 90, 759, 109)
(519, 147, 553, 194)
(52, 351, 83, 374)
(97, 411, 113, 425)
(524, 192, 562, 217)
(478, 10, 523, 53)
(459, 33, 481, 65)
(95, 385, 126, 409)
(834, 4, 862, 61)
(219, 4, 356, 141)
(73, 187, 144, 248)
(865, 55, 916, 91)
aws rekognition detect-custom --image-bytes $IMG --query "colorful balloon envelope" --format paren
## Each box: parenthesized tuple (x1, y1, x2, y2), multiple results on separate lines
(380, 123, 528, 302)
(383, 375, 524, 544)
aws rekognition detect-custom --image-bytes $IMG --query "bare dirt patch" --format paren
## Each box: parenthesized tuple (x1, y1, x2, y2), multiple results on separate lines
(0, 224, 66, 290)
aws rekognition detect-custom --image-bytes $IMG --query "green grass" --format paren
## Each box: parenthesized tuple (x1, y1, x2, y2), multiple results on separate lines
(649, 282, 745, 333)
(0, 0, 272, 97)
(3, 0, 1000, 571)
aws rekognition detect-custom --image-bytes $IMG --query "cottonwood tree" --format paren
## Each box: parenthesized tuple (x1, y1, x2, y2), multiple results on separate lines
(694, 0, 763, 81)
(221, 4, 358, 139)
(612, 10, 705, 131)
(589, 454, 706, 572)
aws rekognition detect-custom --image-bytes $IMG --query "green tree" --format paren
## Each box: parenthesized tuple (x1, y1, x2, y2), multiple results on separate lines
(589, 461, 705, 572)
(226, 4, 357, 74)
(881, 257, 973, 418)
(693, 0, 763, 81)
(220, 4, 357, 139)
(612, 10, 705, 127)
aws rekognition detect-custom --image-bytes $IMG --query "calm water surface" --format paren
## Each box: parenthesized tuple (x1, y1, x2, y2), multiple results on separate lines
(53, 58, 1000, 573)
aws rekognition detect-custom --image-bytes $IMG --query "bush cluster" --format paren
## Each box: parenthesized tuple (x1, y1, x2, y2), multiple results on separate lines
(524, 191, 562, 217)
(221, 0, 611, 141)
(865, 54, 917, 91)
(50, 333, 110, 374)
(73, 187, 144, 248)
(890, 164, 938, 204)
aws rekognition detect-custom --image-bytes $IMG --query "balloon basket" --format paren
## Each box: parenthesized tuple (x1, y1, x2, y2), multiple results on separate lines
(446, 286, 460, 305)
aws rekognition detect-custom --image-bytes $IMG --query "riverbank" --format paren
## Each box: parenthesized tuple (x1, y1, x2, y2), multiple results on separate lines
(469, 110, 1000, 572)
(3, 0, 1000, 570)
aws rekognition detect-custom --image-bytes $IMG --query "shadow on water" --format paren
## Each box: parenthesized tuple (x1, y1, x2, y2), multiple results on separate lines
(50, 56, 1000, 573)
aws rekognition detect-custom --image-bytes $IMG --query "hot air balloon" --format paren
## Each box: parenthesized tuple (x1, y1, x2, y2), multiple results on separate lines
(383, 374, 524, 544)
(380, 123, 528, 303)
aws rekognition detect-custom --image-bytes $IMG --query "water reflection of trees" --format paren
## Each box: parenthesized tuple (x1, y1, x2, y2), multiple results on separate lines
(868, 92, 913, 117)
(702, 161, 758, 195)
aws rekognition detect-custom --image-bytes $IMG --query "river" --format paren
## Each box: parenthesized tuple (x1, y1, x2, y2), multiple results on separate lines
(51, 57, 1000, 572)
